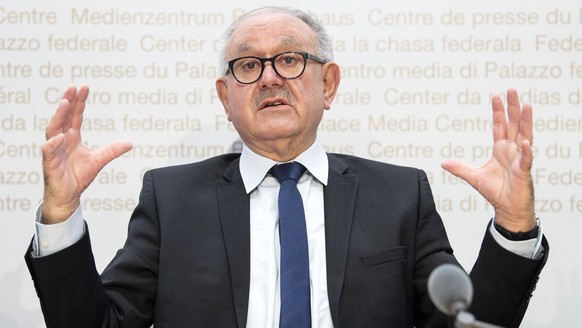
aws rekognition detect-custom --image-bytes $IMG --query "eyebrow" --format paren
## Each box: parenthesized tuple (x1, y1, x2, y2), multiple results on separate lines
(235, 36, 306, 56)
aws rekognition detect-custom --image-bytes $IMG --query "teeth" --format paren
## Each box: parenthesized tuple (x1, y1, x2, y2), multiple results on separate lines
(268, 101, 282, 106)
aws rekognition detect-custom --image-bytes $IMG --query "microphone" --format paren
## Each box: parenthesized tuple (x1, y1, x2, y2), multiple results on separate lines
(427, 263, 473, 316)
(428, 264, 504, 328)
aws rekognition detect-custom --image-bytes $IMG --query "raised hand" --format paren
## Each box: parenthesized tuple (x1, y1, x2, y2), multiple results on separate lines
(41, 85, 133, 224)
(441, 89, 536, 232)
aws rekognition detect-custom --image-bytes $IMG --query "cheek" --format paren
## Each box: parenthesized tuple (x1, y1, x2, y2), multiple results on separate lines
(299, 84, 325, 110)
(227, 94, 257, 129)
(227, 86, 252, 112)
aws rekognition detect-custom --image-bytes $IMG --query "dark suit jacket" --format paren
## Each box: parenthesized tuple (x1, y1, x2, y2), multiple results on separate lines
(25, 153, 548, 328)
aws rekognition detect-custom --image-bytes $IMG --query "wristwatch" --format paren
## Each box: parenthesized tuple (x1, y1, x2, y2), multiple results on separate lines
(493, 220, 540, 241)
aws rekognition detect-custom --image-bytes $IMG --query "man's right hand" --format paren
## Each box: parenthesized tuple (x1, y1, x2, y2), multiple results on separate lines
(41, 85, 133, 224)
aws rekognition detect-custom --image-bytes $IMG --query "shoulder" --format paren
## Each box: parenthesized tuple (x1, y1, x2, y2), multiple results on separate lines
(326, 153, 431, 193)
(328, 153, 422, 177)
(147, 153, 241, 180)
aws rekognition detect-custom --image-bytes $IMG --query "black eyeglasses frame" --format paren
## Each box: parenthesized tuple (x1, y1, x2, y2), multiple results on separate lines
(226, 51, 326, 84)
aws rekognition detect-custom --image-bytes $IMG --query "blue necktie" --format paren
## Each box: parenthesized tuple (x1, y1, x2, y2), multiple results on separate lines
(270, 162, 311, 328)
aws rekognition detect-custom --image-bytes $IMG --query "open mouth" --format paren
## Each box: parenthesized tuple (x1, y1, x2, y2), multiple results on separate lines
(259, 98, 288, 110)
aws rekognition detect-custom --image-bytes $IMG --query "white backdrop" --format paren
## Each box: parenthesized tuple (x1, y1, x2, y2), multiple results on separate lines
(1, 1, 581, 327)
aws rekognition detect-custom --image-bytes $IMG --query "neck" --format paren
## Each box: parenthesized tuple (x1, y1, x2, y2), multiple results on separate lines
(244, 135, 316, 162)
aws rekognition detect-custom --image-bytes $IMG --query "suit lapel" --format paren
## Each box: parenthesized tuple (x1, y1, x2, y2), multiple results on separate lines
(217, 158, 251, 328)
(324, 154, 358, 326)
(215, 154, 357, 327)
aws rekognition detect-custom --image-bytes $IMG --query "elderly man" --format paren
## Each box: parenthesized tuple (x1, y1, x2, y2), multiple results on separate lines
(26, 6, 547, 328)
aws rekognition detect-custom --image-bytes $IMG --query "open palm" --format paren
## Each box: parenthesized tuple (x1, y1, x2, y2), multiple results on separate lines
(41, 86, 133, 224)
(441, 89, 536, 232)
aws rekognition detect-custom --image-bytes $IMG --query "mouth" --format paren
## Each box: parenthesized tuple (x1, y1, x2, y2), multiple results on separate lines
(259, 98, 289, 110)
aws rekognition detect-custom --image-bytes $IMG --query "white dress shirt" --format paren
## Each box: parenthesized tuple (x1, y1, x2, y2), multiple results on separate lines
(239, 139, 333, 327)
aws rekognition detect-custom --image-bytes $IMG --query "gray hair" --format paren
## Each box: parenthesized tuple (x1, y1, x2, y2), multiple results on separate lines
(218, 6, 334, 75)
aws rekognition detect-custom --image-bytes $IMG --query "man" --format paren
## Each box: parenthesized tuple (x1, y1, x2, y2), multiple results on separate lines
(25, 6, 547, 328)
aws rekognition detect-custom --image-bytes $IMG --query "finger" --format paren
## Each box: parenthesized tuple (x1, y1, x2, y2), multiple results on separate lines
(506, 88, 521, 142)
(93, 141, 134, 172)
(519, 103, 533, 146)
(45, 99, 72, 140)
(62, 85, 77, 103)
(70, 85, 89, 130)
(441, 159, 479, 190)
(60, 86, 78, 132)
(46, 86, 78, 139)
(62, 86, 88, 132)
(519, 139, 534, 171)
(491, 94, 507, 144)
(41, 133, 66, 164)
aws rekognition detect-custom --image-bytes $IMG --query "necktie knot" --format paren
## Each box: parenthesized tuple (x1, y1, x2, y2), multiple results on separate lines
(270, 162, 306, 184)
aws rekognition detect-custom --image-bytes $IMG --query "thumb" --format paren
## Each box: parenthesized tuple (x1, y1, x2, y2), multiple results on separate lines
(441, 159, 478, 190)
(93, 140, 133, 171)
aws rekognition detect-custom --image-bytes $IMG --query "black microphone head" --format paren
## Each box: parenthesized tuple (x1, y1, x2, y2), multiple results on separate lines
(427, 263, 474, 316)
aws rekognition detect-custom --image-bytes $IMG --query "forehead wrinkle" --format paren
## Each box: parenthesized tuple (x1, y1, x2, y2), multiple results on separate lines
(232, 35, 307, 58)
(236, 43, 252, 54)
(280, 36, 304, 48)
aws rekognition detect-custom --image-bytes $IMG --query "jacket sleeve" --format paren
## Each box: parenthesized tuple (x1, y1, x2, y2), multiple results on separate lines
(24, 171, 161, 328)
(469, 226, 549, 327)
(412, 170, 549, 328)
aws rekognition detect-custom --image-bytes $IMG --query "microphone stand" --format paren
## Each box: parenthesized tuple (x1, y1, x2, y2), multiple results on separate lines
(455, 310, 504, 328)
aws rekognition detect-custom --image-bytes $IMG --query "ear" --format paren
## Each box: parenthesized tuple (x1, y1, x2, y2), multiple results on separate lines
(322, 62, 341, 111)
(215, 77, 231, 121)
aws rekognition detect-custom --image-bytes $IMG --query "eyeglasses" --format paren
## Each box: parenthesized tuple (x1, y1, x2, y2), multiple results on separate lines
(226, 51, 326, 84)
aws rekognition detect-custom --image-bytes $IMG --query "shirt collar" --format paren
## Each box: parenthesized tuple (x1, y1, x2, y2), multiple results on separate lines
(239, 138, 329, 194)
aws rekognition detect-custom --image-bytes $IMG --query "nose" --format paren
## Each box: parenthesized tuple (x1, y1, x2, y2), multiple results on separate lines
(259, 62, 284, 88)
